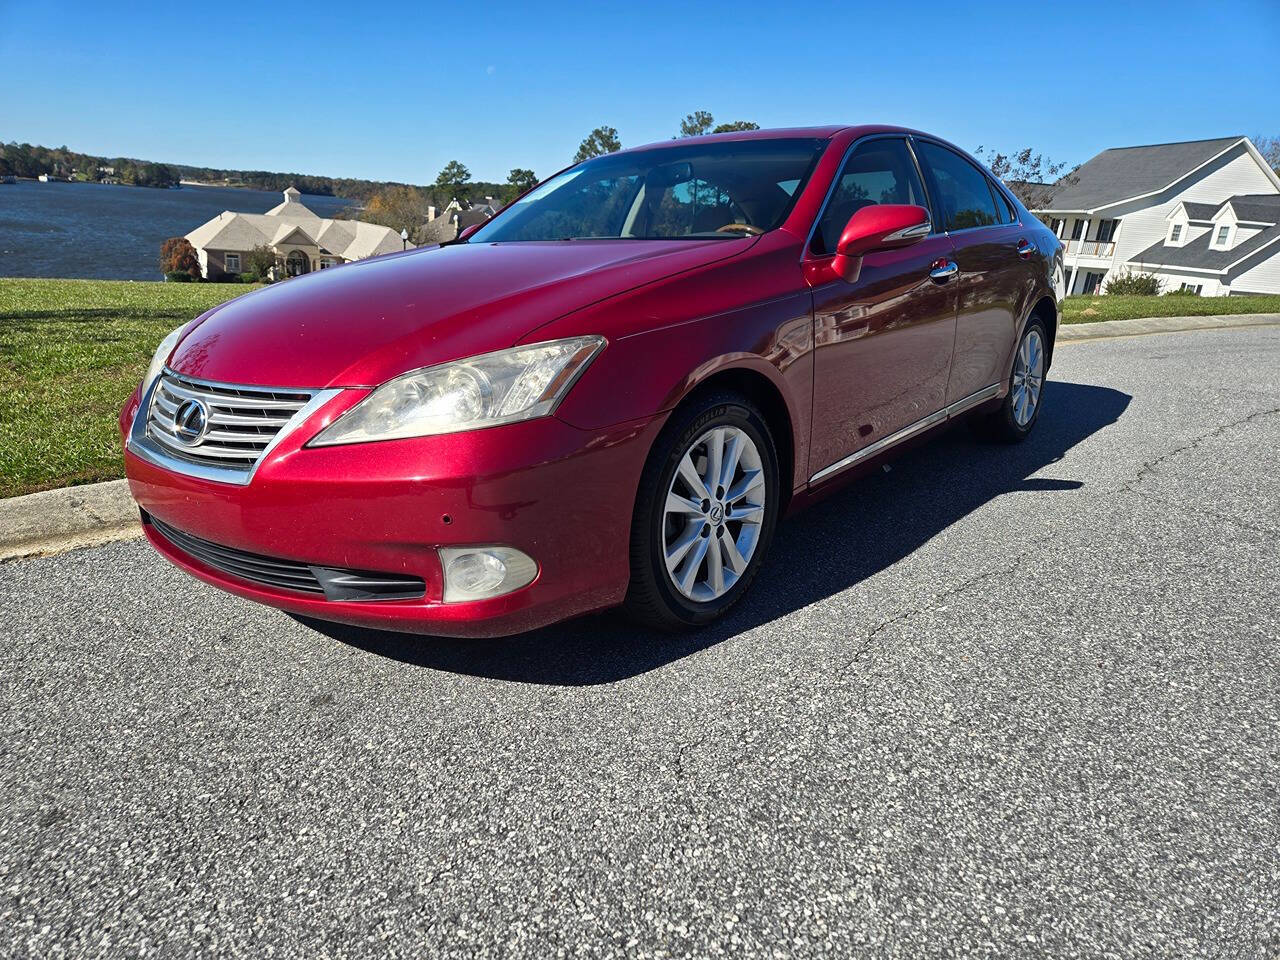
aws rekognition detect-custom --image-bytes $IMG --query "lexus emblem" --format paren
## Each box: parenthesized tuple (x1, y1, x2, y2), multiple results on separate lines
(173, 398, 209, 445)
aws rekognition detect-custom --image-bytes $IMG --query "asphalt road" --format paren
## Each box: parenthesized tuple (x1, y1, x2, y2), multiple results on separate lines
(2, 326, 1278, 959)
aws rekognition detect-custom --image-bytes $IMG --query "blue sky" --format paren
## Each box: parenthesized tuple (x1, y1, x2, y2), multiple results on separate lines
(3, 0, 1277, 185)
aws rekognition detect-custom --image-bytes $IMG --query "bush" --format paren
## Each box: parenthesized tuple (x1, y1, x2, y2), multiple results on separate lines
(164, 270, 194, 283)
(1163, 287, 1199, 297)
(1104, 272, 1161, 296)
(244, 244, 280, 282)
(159, 237, 201, 279)
(214, 272, 240, 284)
(239, 272, 261, 284)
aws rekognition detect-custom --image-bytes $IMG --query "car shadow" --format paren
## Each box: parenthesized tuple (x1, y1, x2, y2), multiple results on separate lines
(297, 380, 1130, 685)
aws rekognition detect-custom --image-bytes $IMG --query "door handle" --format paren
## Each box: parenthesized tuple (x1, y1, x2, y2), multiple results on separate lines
(1016, 239, 1037, 259)
(929, 259, 958, 282)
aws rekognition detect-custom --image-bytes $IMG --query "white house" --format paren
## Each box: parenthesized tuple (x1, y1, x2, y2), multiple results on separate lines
(1035, 136, 1280, 296)
(185, 187, 409, 280)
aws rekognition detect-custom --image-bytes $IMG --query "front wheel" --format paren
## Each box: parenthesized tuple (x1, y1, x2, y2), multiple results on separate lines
(624, 392, 779, 631)
(985, 319, 1047, 442)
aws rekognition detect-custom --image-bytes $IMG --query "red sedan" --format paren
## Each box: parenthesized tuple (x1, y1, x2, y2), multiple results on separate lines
(121, 126, 1062, 636)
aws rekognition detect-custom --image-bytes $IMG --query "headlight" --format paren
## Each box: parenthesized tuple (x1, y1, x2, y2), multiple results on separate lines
(143, 325, 184, 393)
(309, 336, 606, 446)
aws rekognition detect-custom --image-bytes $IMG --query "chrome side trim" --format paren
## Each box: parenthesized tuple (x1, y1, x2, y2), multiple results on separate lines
(883, 219, 933, 243)
(808, 383, 1002, 484)
(128, 377, 342, 486)
(945, 382, 1001, 417)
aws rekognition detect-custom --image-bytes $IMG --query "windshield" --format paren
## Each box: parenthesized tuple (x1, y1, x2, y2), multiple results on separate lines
(470, 138, 827, 243)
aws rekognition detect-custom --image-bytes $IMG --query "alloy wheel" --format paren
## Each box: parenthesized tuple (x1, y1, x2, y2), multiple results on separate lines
(1011, 328, 1045, 427)
(662, 426, 766, 602)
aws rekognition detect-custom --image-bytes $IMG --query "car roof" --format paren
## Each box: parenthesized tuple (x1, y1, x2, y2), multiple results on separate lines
(619, 124, 923, 154)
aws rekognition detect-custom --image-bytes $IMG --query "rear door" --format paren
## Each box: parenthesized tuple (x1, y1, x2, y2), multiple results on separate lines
(911, 139, 1030, 407)
(805, 136, 958, 481)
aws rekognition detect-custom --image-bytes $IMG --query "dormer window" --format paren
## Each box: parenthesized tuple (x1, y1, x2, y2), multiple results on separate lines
(1213, 224, 1231, 249)
(1169, 223, 1182, 243)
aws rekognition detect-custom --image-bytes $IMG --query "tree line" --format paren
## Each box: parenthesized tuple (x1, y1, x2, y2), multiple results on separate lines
(0, 142, 179, 187)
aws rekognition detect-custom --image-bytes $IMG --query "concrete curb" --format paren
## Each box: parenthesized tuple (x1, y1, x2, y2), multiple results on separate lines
(1058, 312, 1280, 342)
(0, 479, 141, 562)
(2, 312, 1278, 561)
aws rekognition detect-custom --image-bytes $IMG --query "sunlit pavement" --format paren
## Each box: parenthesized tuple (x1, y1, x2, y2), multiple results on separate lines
(3, 327, 1277, 958)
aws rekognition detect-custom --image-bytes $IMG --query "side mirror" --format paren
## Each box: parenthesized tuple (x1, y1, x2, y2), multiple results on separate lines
(458, 222, 482, 241)
(832, 204, 931, 282)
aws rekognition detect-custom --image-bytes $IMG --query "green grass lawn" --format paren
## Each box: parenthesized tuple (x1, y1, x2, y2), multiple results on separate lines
(0, 278, 256, 497)
(3, 278, 1280, 498)
(1061, 294, 1280, 323)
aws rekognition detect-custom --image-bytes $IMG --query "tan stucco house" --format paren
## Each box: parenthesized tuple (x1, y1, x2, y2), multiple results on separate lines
(185, 187, 409, 280)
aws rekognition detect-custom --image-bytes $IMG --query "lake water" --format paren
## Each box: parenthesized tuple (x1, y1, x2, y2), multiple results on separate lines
(0, 181, 354, 280)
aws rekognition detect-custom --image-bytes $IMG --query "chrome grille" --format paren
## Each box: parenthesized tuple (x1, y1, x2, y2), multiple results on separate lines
(146, 369, 317, 476)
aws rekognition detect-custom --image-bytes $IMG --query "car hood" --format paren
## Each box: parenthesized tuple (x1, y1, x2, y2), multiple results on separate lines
(169, 238, 753, 388)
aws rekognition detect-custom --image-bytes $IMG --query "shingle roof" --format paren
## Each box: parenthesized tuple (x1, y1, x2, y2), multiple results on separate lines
(1179, 201, 1219, 221)
(185, 212, 271, 252)
(185, 188, 404, 261)
(1039, 137, 1245, 212)
(419, 215, 457, 245)
(271, 222, 317, 246)
(1226, 194, 1280, 223)
(1132, 223, 1280, 272)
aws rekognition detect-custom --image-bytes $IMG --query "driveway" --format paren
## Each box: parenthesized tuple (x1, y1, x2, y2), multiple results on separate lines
(2, 326, 1277, 958)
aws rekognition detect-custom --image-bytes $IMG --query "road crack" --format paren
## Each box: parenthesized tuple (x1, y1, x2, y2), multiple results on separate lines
(1127, 405, 1280, 491)
(833, 532, 1059, 681)
(1120, 405, 1280, 536)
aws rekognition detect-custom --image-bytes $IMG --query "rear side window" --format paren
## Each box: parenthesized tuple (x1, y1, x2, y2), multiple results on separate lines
(812, 138, 929, 255)
(992, 185, 1017, 224)
(914, 141, 1000, 232)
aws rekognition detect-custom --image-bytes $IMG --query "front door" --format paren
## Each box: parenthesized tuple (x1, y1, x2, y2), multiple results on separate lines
(912, 139, 1028, 406)
(806, 137, 958, 480)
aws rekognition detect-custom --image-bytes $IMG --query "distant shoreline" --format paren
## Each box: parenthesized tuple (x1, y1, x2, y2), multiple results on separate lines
(179, 179, 259, 190)
(5, 176, 176, 190)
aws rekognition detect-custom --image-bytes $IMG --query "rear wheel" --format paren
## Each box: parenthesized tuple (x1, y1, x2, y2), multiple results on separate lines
(986, 319, 1047, 442)
(625, 392, 779, 630)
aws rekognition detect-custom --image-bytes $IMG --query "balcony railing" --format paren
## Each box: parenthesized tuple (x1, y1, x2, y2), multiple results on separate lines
(1062, 239, 1115, 258)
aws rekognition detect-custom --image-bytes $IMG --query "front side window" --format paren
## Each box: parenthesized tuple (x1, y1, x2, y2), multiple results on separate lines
(224, 253, 240, 272)
(1216, 225, 1230, 246)
(470, 138, 826, 243)
(913, 141, 1000, 232)
(1170, 224, 1183, 243)
(812, 138, 929, 255)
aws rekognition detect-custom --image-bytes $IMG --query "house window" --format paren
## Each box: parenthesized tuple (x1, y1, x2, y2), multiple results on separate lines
(1215, 225, 1230, 247)
(1180, 282, 1203, 295)
(1050, 218, 1064, 236)
(1096, 219, 1119, 243)
(1082, 271, 1106, 295)
(318, 257, 339, 269)
(224, 253, 240, 273)
(1071, 220, 1084, 240)
(1169, 223, 1182, 243)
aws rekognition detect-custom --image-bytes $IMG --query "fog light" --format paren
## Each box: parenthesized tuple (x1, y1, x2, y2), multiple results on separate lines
(439, 546, 538, 603)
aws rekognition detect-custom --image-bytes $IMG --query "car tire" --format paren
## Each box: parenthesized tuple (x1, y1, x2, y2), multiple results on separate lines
(624, 391, 780, 631)
(984, 318, 1048, 443)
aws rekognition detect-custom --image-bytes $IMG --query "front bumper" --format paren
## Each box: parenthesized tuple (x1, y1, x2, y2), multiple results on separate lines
(121, 390, 661, 637)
